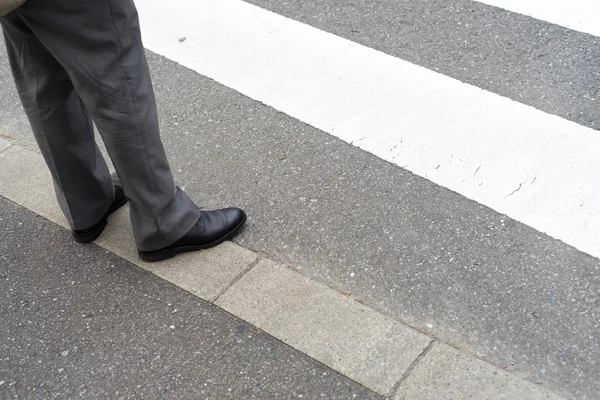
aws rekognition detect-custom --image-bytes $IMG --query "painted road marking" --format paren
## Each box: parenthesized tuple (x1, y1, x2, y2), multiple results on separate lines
(136, 0, 600, 259)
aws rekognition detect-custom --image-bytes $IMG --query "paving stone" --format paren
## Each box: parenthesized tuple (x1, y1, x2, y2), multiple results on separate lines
(0, 137, 11, 153)
(396, 343, 564, 400)
(216, 258, 432, 395)
(0, 146, 66, 228)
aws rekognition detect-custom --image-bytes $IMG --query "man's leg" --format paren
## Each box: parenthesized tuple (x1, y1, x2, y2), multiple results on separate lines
(1, 15, 116, 231)
(8, 0, 201, 252)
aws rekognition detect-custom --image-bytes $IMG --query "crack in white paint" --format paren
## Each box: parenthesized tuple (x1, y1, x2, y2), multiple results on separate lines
(505, 181, 526, 199)
(530, 174, 538, 185)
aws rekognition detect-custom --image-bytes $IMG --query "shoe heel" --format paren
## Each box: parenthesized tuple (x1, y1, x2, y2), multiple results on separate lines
(138, 249, 176, 262)
(72, 219, 108, 243)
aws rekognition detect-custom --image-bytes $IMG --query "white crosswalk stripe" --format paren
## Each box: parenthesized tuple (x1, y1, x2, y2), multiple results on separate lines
(474, 0, 600, 37)
(137, 0, 600, 259)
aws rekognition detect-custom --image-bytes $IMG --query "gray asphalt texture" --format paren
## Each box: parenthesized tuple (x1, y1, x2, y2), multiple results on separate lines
(1, 1, 599, 398)
(149, 53, 598, 399)
(0, 197, 380, 400)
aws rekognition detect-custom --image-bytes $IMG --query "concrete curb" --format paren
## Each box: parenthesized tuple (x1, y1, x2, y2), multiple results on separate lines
(0, 142, 564, 399)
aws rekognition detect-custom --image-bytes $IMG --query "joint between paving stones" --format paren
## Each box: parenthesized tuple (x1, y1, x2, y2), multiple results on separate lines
(211, 255, 263, 302)
(0, 141, 15, 154)
(387, 340, 437, 398)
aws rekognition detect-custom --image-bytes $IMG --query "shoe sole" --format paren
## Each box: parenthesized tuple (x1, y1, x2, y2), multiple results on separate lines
(137, 214, 247, 262)
(72, 196, 128, 243)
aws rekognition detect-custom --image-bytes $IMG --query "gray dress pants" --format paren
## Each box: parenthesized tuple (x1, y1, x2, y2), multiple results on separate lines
(0, 0, 201, 251)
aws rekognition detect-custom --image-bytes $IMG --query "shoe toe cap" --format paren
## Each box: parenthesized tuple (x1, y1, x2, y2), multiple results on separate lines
(222, 207, 246, 226)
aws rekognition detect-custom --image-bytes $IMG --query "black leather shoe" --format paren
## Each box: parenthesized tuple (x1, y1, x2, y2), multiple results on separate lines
(72, 185, 128, 243)
(138, 207, 247, 262)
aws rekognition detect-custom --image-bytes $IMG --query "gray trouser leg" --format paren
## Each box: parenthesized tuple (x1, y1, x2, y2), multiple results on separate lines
(1, 22, 115, 229)
(0, 0, 201, 251)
